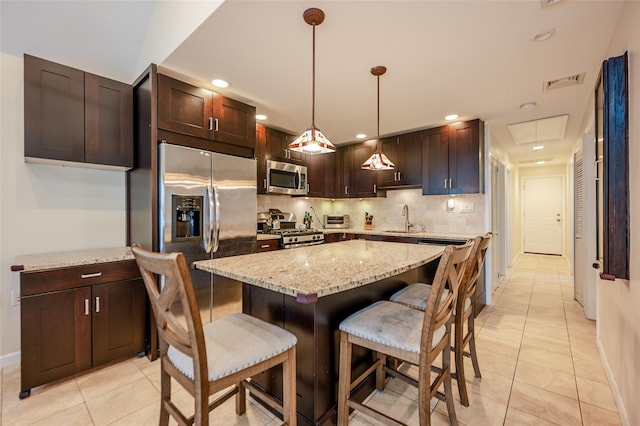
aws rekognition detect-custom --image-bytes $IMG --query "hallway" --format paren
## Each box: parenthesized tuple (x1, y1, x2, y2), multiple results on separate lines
(0, 254, 621, 425)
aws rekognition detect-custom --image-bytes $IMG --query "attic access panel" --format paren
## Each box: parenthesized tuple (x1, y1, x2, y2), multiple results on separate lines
(507, 115, 569, 146)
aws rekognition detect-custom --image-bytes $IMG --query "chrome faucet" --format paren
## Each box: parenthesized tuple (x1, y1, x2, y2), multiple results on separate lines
(402, 204, 414, 233)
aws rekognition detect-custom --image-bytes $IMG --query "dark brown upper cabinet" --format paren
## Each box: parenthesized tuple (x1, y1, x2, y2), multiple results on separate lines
(377, 130, 424, 189)
(305, 150, 335, 198)
(345, 140, 380, 198)
(85, 73, 133, 167)
(157, 74, 256, 151)
(265, 127, 304, 164)
(422, 119, 484, 195)
(24, 54, 133, 170)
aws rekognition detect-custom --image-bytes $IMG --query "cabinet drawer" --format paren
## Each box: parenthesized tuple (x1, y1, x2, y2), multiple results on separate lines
(21, 260, 140, 297)
(256, 239, 281, 252)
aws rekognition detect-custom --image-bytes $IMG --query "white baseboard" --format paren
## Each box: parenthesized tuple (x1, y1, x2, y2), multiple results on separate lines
(0, 351, 20, 368)
(597, 341, 631, 426)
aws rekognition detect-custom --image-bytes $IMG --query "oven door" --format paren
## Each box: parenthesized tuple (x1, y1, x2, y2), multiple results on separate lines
(266, 160, 308, 195)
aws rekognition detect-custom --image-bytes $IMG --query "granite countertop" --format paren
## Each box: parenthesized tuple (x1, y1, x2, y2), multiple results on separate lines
(194, 239, 444, 301)
(12, 247, 134, 272)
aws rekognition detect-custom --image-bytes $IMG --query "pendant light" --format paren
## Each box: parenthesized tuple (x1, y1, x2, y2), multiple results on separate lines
(362, 66, 395, 170)
(288, 8, 336, 155)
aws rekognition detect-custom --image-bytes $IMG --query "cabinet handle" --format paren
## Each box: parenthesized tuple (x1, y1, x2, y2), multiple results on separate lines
(398, 171, 402, 181)
(208, 117, 213, 131)
(95, 297, 100, 313)
(263, 178, 267, 189)
(595, 159, 602, 181)
(81, 272, 102, 279)
(260, 244, 270, 249)
(449, 178, 452, 188)
(307, 183, 310, 192)
(444, 178, 448, 189)
(373, 184, 377, 194)
(84, 299, 90, 316)
(345, 186, 349, 195)
(213, 118, 219, 132)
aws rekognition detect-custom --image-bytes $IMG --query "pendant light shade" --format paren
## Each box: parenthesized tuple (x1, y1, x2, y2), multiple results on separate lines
(289, 8, 335, 155)
(362, 66, 395, 170)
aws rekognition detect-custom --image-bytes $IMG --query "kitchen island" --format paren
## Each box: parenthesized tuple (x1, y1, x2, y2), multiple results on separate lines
(194, 240, 444, 425)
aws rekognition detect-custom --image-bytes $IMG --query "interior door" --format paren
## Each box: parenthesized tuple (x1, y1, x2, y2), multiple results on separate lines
(490, 156, 504, 292)
(523, 176, 563, 255)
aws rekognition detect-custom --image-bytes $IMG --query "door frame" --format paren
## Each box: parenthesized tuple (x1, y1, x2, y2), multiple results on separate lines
(521, 174, 566, 256)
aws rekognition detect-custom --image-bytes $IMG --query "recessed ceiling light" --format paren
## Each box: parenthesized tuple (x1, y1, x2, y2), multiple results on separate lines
(520, 102, 537, 111)
(533, 145, 544, 150)
(536, 160, 545, 165)
(445, 114, 459, 121)
(256, 114, 267, 121)
(532, 29, 556, 42)
(211, 79, 229, 88)
(356, 133, 367, 139)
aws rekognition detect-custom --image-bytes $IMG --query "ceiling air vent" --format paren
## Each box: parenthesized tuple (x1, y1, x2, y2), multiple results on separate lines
(543, 73, 585, 91)
(540, 0, 562, 9)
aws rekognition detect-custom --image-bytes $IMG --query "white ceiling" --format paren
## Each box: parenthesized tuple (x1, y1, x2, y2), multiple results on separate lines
(1, 0, 625, 167)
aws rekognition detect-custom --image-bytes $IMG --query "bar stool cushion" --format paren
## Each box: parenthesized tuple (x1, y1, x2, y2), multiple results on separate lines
(339, 300, 445, 353)
(391, 283, 471, 312)
(168, 313, 297, 381)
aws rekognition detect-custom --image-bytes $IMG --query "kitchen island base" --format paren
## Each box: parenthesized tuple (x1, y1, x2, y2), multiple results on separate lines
(242, 268, 419, 425)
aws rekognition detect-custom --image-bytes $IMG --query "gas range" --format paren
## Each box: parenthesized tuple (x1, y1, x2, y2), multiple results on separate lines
(267, 228, 325, 249)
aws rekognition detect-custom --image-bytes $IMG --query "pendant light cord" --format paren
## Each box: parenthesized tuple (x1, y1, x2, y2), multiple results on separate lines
(311, 22, 316, 129)
(376, 73, 380, 152)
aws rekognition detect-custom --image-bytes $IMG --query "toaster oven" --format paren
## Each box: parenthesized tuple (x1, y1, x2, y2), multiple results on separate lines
(323, 215, 350, 229)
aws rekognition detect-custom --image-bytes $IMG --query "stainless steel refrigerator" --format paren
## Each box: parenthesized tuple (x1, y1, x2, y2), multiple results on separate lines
(158, 142, 257, 323)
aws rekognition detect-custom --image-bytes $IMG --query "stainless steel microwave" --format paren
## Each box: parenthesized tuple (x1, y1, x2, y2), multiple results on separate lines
(266, 160, 308, 195)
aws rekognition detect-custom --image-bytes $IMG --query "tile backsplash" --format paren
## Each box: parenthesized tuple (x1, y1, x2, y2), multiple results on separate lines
(258, 188, 487, 235)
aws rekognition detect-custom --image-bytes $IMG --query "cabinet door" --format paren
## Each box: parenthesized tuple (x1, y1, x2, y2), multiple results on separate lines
(24, 54, 85, 162)
(422, 126, 450, 195)
(376, 136, 401, 187)
(333, 147, 349, 198)
(256, 124, 268, 194)
(92, 279, 146, 366)
(348, 141, 378, 198)
(212, 94, 256, 149)
(21, 287, 91, 392)
(398, 130, 423, 186)
(448, 120, 482, 194)
(84, 73, 133, 168)
(158, 74, 213, 139)
(265, 127, 290, 161)
(265, 127, 303, 163)
(305, 153, 325, 197)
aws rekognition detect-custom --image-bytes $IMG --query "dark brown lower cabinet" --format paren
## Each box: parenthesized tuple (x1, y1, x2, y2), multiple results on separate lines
(19, 260, 146, 398)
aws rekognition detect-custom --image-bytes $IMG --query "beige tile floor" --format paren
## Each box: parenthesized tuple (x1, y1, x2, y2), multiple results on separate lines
(0, 254, 622, 425)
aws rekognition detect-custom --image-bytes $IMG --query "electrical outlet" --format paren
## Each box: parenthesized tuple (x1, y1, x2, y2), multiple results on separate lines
(461, 203, 475, 213)
(11, 290, 20, 306)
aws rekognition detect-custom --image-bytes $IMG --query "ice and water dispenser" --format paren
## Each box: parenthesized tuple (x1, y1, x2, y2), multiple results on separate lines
(172, 195, 203, 241)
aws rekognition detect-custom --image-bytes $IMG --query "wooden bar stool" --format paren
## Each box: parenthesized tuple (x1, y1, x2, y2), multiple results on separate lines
(389, 233, 492, 406)
(337, 241, 473, 425)
(132, 244, 297, 426)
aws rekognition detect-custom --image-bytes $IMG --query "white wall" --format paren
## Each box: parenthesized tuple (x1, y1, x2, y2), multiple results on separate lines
(595, 2, 640, 425)
(0, 53, 128, 361)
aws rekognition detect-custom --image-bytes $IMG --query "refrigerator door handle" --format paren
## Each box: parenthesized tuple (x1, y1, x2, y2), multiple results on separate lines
(204, 185, 215, 253)
(212, 184, 221, 253)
